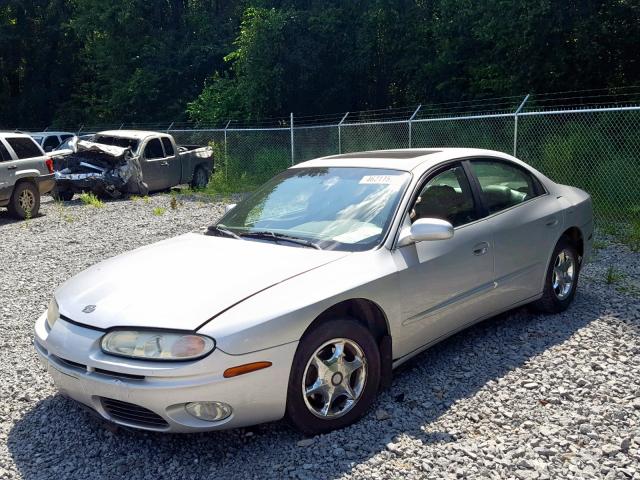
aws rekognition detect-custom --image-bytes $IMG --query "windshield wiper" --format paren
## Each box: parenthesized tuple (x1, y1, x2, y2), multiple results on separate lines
(206, 224, 242, 240)
(240, 231, 321, 250)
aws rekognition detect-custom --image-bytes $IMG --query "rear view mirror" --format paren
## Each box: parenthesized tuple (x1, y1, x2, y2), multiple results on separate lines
(398, 218, 453, 247)
(224, 203, 237, 214)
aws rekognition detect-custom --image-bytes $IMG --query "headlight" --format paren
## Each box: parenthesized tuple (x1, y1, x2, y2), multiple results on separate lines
(47, 298, 59, 329)
(101, 330, 215, 361)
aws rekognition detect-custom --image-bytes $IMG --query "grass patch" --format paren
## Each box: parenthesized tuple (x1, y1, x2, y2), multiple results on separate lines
(152, 207, 166, 216)
(624, 219, 640, 252)
(605, 266, 624, 285)
(78, 192, 104, 208)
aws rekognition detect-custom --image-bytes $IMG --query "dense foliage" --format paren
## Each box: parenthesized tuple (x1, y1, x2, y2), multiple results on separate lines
(1, 0, 638, 127)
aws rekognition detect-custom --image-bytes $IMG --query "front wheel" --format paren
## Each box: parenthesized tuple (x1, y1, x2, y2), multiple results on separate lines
(286, 318, 381, 434)
(532, 236, 580, 313)
(190, 166, 208, 189)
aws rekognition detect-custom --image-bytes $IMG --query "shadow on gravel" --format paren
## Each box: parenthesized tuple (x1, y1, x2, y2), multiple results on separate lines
(0, 210, 46, 227)
(8, 290, 605, 480)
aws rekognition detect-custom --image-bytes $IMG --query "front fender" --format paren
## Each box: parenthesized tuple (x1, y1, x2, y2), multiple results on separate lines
(198, 250, 400, 355)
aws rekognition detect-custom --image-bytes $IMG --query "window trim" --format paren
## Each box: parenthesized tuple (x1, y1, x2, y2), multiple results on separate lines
(4, 136, 44, 160)
(465, 156, 549, 219)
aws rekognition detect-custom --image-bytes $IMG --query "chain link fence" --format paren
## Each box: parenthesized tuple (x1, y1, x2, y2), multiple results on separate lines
(18, 97, 640, 228)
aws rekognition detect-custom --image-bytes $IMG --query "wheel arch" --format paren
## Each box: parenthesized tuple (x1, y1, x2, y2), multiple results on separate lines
(303, 298, 393, 389)
(561, 226, 584, 263)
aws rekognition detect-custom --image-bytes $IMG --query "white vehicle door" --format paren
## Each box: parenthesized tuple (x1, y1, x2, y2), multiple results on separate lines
(0, 140, 15, 203)
(467, 158, 561, 309)
(392, 162, 495, 358)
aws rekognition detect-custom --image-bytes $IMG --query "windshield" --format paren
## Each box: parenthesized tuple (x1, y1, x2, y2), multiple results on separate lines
(217, 167, 411, 251)
(55, 136, 77, 150)
(93, 135, 139, 153)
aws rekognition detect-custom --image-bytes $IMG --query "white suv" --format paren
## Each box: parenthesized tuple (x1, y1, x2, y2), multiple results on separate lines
(30, 131, 75, 152)
(0, 133, 55, 219)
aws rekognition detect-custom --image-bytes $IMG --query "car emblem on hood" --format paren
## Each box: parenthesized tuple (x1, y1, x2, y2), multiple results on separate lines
(82, 305, 96, 313)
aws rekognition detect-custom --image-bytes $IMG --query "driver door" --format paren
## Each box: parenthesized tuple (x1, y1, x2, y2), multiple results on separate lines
(392, 162, 496, 358)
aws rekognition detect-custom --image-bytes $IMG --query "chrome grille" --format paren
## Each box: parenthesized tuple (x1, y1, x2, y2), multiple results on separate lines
(101, 398, 168, 429)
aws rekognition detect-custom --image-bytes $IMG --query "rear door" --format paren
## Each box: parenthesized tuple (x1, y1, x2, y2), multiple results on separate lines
(160, 136, 181, 186)
(0, 140, 15, 202)
(393, 162, 496, 358)
(467, 158, 561, 308)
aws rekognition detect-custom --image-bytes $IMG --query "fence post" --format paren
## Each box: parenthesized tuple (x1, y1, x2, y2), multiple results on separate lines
(119, 123, 124, 130)
(290, 112, 295, 165)
(338, 112, 350, 154)
(408, 105, 422, 148)
(78, 124, 84, 135)
(166, 122, 174, 133)
(224, 120, 231, 180)
(513, 94, 530, 156)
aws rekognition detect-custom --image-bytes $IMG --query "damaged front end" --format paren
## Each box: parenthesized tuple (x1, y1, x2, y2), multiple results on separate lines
(53, 139, 149, 198)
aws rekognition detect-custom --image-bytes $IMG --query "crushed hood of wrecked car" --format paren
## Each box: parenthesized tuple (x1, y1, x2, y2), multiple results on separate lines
(53, 233, 350, 331)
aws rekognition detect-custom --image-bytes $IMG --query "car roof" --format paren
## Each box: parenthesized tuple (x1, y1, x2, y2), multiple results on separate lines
(29, 131, 74, 136)
(294, 148, 516, 172)
(0, 132, 38, 140)
(97, 130, 168, 140)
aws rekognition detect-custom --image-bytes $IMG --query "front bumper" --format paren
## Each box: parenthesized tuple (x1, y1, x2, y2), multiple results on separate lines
(34, 312, 297, 432)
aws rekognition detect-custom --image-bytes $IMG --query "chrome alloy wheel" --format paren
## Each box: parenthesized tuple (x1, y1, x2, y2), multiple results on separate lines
(552, 249, 576, 300)
(302, 338, 367, 419)
(18, 189, 35, 213)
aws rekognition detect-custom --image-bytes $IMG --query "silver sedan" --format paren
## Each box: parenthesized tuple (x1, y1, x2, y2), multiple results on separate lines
(34, 148, 593, 434)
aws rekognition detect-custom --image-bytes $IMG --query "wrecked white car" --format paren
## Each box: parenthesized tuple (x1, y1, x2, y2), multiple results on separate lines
(52, 130, 214, 200)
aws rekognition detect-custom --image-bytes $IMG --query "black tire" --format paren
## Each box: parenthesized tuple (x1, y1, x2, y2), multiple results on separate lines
(286, 318, 381, 434)
(51, 188, 74, 201)
(8, 181, 40, 219)
(190, 166, 208, 189)
(532, 236, 580, 314)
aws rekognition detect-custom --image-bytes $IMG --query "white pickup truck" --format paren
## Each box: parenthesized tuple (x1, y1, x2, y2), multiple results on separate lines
(53, 130, 214, 200)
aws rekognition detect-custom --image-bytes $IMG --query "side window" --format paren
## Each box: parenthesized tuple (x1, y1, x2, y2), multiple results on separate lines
(144, 138, 164, 159)
(60, 134, 73, 141)
(5, 137, 43, 159)
(42, 135, 60, 151)
(0, 141, 11, 161)
(411, 164, 478, 227)
(470, 160, 540, 214)
(161, 137, 174, 156)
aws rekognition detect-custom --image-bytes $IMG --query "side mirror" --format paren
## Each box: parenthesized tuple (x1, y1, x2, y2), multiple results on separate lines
(224, 203, 237, 214)
(397, 218, 453, 247)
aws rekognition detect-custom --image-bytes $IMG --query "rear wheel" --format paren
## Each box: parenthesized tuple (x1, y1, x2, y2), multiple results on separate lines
(533, 236, 579, 313)
(286, 318, 380, 434)
(190, 166, 208, 189)
(8, 181, 40, 219)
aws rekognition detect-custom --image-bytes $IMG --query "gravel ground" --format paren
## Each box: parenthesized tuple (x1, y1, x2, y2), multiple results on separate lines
(0, 195, 639, 480)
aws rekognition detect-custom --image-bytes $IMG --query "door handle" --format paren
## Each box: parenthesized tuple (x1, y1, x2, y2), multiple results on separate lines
(160, 161, 169, 166)
(545, 217, 559, 227)
(7, 165, 17, 170)
(473, 242, 489, 256)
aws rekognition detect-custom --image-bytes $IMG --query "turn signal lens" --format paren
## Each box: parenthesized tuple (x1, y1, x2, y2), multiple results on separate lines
(223, 361, 272, 378)
(185, 401, 232, 422)
(101, 330, 215, 361)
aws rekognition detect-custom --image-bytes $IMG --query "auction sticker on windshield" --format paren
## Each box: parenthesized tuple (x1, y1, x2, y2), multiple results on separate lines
(359, 175, 404, 185)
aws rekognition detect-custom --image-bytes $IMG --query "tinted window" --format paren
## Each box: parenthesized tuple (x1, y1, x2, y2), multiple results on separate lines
(6, 137, 42, 159)
(60, 134, 73, 141)
(43, 135, 60, 150)
(144, 138, 164, 159)
(471, 160, 540, 214)
(161, 137, 174, 156)
(411, 164, 478, 227)
(0, 141, 11, 161)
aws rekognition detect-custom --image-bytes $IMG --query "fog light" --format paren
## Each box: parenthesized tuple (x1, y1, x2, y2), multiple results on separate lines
(185, 401, 232, 422)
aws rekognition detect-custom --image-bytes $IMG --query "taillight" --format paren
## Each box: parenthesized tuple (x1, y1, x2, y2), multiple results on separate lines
(45, 158, 54, 174)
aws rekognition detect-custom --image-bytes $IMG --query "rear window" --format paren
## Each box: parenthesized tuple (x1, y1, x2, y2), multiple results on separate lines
(161, 137, 174, 156)
(6, 137, 43, 159)
(43, 135, 60, 150)
(0, 141, 11, 161)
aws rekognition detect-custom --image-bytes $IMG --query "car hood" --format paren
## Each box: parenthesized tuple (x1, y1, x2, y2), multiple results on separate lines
(55, 233, 349, 331)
